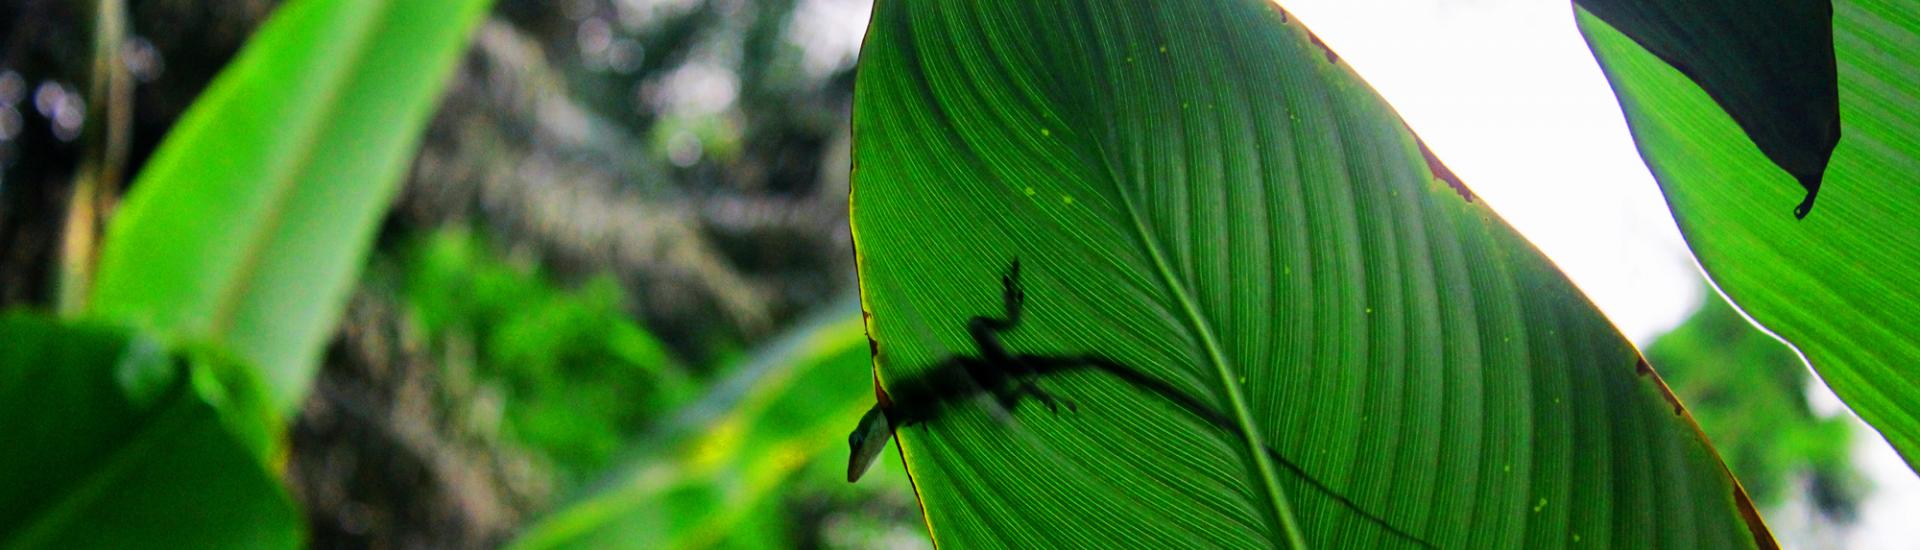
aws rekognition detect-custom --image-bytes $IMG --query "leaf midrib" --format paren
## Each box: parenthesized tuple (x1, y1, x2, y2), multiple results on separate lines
(204, 2, 392, 341)
(1109, 177, 1306, 547)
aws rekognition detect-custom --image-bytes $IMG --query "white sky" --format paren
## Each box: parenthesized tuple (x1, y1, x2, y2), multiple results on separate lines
(803, 0, 1919, 544)
(1279, 0, 1702, 344)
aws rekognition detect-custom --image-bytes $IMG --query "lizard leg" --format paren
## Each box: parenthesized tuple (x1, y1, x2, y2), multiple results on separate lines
(996, 379, 1074, 414)
(1001, 258, 1025, 325)
(1024, 381, 1075, 413)
(968, 259, 1025, 364)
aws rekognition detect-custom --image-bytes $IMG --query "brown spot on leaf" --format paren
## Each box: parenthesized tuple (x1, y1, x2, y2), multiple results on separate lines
(860, 308, 890, 409)
(1307, 30, 1339, 64)
(875, 376, 894, 410)
(1635, 358, 1685, 415)
(1253, 0, 1290, 24)
(1416, 138, 1473, 203)
(1638, 355, 1779, 545)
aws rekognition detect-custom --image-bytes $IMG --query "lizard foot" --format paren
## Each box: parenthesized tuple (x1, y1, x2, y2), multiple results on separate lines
(1002, 259, 1025, 322)
(1000, 380, 1076, 414)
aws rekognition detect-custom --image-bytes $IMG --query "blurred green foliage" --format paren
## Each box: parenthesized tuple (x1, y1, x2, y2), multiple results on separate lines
(779, 441, 928, 549)
(1645, 288, 1860, 518)
(3, 0, 491, 546)
(511, 300, 924, 549)
(397, 229, 693, 485)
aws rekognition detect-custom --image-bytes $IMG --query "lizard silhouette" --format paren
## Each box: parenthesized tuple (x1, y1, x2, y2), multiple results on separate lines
(848, 260, 1434, 548)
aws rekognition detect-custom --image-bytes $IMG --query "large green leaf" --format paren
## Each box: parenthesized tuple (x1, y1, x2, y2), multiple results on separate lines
(1575, 2, 1920, 471)
(0, 312, 300, 548)
(852, 0, 1768, 547)
(509, 299, 880, 549)
(87, 0, 493, 411)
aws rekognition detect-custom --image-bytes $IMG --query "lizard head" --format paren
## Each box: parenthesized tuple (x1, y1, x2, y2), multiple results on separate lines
(846, 405, 893, 482)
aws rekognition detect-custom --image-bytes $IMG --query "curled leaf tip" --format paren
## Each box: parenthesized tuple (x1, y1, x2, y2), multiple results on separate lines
(1794, 187, 1819, 220)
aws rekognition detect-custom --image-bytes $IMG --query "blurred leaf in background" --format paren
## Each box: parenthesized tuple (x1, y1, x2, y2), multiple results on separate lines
(512, 298, 925, 549)
(1645, 288, 1862, 520)
(86, 0, 494, 412)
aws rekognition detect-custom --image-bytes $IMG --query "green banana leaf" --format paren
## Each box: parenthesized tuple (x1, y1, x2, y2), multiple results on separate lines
(87, 0, 493, 412)
(851, 0, 1769, 547)
(1575, 2, 1920, 471)
(510, 299, 882, 549)
(1574, 0, 1839, 216)
(0, 312, 300, 548)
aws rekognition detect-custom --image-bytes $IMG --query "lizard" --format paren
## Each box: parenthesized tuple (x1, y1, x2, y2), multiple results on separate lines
(846, 259, 1435, 548)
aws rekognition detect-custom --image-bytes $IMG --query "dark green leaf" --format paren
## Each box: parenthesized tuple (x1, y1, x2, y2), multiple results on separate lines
(0, 312, 300, 549)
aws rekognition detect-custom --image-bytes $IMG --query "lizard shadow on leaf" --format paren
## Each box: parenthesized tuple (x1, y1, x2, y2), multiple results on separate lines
(849, 259, 1434, 548)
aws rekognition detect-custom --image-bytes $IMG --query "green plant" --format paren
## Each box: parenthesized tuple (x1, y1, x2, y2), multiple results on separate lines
(9, 0, 1917, 546)
(87, 0, 494, 413)
(847, 1, 1762, 546)
(510, 298, 889, 549)
(1576, 0, 1920, 471)
(0, 0, 491, 547)
(398, 229, 691, 484)
(528, 1, 1920, 547)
